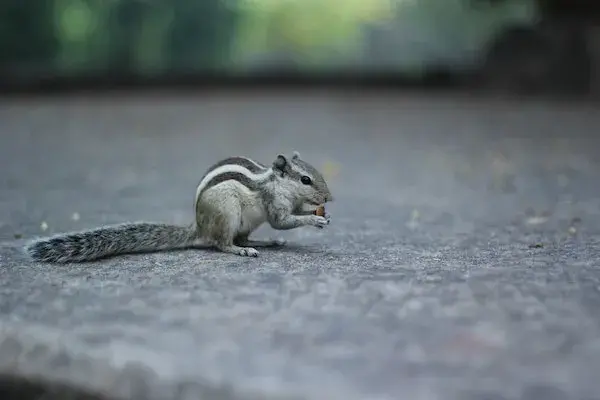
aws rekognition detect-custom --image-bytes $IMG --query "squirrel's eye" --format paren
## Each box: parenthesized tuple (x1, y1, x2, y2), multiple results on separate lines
(301, 176, 312, 185)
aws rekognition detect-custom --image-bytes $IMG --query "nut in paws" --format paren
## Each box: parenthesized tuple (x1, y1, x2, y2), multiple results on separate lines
(313, 205, 326, 217)
(312, 205, 330, 228)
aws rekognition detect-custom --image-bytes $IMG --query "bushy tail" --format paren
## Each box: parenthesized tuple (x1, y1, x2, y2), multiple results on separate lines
(25, 222, 197, 263)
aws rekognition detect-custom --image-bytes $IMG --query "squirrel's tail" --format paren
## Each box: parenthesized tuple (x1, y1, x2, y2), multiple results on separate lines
(25, 222, 197, 263)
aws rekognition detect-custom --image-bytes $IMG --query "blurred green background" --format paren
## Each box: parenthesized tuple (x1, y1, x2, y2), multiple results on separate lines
(1, 0, 539, 78)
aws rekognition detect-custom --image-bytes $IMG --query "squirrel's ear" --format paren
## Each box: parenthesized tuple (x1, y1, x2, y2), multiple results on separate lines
(273, 154, 288, 172)
(292, 151, 301, 160)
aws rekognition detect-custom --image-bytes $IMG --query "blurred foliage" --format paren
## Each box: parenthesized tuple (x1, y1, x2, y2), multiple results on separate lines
(0, 0, 237, 76)
(378, 0, 538, 71)
(0, 1, 59, 73)
(0, 0, 538, 77)
(230, 0, 396, 70)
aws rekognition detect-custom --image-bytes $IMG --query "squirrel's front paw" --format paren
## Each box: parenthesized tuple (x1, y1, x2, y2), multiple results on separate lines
(308, 215, 329, 229)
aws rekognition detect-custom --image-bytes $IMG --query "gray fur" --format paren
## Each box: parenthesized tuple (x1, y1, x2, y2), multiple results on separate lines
(25, 223, 197, 263)
(25, 151, 333, 263)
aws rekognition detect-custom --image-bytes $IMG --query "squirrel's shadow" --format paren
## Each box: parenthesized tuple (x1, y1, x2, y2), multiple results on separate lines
(31, 243, 331, 264)
(189, 242, 327, 256)
(261, 242, 326, 255)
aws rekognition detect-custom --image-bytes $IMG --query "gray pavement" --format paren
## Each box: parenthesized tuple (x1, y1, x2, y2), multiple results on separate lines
(1, 91, 600, 400)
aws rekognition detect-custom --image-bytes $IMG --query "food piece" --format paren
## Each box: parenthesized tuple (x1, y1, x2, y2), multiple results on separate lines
(314, 205, 325, 217)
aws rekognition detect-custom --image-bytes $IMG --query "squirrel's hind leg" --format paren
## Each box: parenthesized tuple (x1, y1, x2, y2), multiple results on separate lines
(234, 234, 286, 248)
(204, 201, 260, 257)
(216, 230, 260, 257)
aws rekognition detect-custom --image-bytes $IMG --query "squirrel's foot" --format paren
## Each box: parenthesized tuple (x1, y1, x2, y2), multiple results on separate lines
(219, 245, 259, 257)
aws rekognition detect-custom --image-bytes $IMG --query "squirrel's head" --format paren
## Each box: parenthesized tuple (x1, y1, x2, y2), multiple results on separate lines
(272, 151, 333, 206)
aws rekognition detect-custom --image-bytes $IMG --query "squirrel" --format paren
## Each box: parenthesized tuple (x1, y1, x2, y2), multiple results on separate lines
(25, 151, 333, 263)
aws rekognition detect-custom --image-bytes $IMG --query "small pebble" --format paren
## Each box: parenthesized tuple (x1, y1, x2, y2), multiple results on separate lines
(526, 216, 548, 225)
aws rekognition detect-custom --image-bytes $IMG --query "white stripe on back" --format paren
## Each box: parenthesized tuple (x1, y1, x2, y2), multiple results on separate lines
(239, 156, 267, 171)
(195, 164, 273, 200)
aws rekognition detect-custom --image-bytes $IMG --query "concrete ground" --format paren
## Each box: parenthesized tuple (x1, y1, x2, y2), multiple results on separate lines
(1, 90, 600, 400)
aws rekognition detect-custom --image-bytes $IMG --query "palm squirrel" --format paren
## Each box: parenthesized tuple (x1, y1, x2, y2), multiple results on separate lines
(25, 151, 333, 263)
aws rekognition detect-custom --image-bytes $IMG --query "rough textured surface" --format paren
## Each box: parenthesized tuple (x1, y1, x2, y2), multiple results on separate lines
(1, 91, 600, 400)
